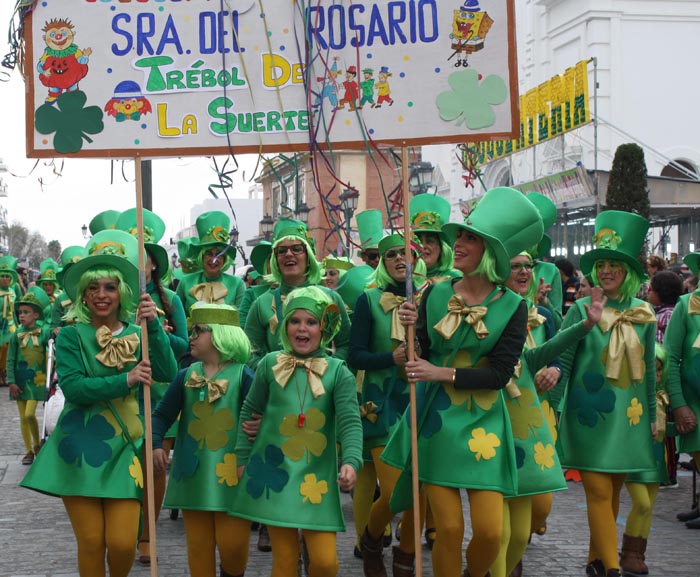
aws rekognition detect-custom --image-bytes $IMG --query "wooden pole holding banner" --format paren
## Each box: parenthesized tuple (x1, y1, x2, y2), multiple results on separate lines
(134, 157, 158, 577)
(401, 146, 423, 577)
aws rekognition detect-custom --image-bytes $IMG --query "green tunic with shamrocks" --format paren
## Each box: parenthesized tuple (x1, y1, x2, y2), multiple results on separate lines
(176, 270, 246, 316)
(50, 291, 74, 333)
(557, 297, 656, 473)
(7, 324, 51, 401)
(232, 351, 362, 531)
(20, 321, 177, 499)
(664, 292, 700, 454)
(0, 289, 16, 345)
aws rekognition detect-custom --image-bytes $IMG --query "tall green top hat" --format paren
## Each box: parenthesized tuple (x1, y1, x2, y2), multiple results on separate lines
(194, 211, 231, 251)
(57, 245, 83, 286)
(442, 187, 544, 281)
(38, 258, 60, 285)
(684, 252, 700, 277)
(580, 210, 650, 279)
(177, 236, 201, 274)
(356, 209, 383, 251)
(116, 208, 169, 280)
(336, 264, 374, 311)
(526, 192, 557, 259)
(63, 230, 142, 302)
(89, 210, 122, 235)
(0, 256, 18, 284)
(15, 285, 50, 318)
(411, 193, 451, 238)
(250, 241, 272, 275)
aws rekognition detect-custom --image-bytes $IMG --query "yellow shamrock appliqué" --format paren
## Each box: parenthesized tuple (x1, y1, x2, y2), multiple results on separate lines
(505, 388, 543, 440)
(101, 396, 144, 441)
(188, 401, 235, 451)
(280, 407, 327, 463)
(129, 455, 143, 488)
(33, 369, 47, 387)
(216, 453, 239, 487)
(300, 473, 328, 504)
(444, 352, 498, 412)
(468, 428, 501, 461)
(22, 345, 45, 368)
(540, 399, 558, 444)
(627, 397, 643, 426)
(534, 442, 556, 471)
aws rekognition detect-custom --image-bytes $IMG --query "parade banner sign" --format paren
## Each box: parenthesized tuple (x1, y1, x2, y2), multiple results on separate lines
(24, 0, 519, 159)
(469, 59, 591, 167)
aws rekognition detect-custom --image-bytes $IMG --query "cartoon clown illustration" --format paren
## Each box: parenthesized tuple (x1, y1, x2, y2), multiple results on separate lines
(37, 19, 91, 104)
(372, 66, 394, 108)
(313, 60, 341, 110)
(104, 81, 153, 122)
(449, 0, 494, 67)
(336, 65, 359, 111)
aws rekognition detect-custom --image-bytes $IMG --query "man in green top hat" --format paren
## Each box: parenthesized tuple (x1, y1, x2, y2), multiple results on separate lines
(50, 246, 83, 335)
(0, 255, 18, 386)
(356, 209, 383, 269)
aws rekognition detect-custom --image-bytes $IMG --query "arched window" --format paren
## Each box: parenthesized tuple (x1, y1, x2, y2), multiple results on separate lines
(660, 159, 699, 180)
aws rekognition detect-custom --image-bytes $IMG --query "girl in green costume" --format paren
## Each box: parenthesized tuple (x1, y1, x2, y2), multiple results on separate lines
(152, 304, 254, 577)
(557, 211, 657, 577)
(386, 187, 544, 577)
(350, 233, 421, 577)
(20, 229, 178, 577)
(233, 286, 362, 577)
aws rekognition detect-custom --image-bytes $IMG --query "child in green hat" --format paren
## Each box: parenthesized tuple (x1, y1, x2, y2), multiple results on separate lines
(233, 286, 362, 577)
(49, 245, 83, 335)
(37, 258, 61, 311)
(152, 303, 254, 577)
(7, 285, 52, 465)
(0, 255, 18, 386)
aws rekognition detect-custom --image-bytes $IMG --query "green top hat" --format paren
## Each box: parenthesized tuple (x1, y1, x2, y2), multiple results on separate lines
(684, 252, 700, 276)
(336, 264, 374, 311)
(57, 245, 84, 286)
(116, 208, 169, 280)
(15, 285, 50, 318)
(37, 258, 60, 285)
(194, 211, 231, 251)
(190, 303, 240, 327)
(526, 192, 557, 258)
(0, 256, 18, 284)
(250, 241, 272, 276)
(442, 187, 544, 282)
(177, 237, 201, 274)
(356, 210, 384, 251)
(63, 230, 142, 302)
(580, 210, 650, 279)
(89, 210, 122, 235)
(410, 193, 451, 237)
(322, 255, 355, 273)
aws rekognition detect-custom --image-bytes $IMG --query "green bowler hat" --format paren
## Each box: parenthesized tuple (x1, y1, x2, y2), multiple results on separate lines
(356, 210, 383, 251)
(442, 187, 544, 282)
(411, 193, 451, 238)
(580, 210, 650, 279)
(190, 303, 240, 327)
(37, 258, 60, 285)
(15, 285, 50, 318)
(116, 208, 169, 280)
(0, 256, 18, 284)
(63, 230, 142, 302)
(250, 241, 272, 276)
(194, 211, 232, 251)
(336, 264, 374, 311)
(526, 192, 557, 259)
(684, 252, 700, 276)
(89, 210, 122, 235)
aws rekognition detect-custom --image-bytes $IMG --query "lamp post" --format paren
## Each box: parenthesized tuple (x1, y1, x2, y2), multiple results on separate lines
(229, 226, 248, 265)
(296, 202, 311, 225)
(409, 161, 435, 195)
(81, 224, 89, 239)
(260, 214, 274, 242)
(339, 186, 359, 255)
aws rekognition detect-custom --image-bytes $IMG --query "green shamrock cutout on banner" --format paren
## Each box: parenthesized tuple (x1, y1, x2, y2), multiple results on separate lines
(35, 90, 104, 154)
(437, 69, 507, 130)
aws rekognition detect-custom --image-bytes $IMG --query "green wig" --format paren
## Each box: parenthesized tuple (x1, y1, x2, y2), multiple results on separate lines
(374, 252, 424, 290)
(470, 244, 503, 285)
(211, 324, 251, 364)
(590, 260, 641, 301)
(66, 267, 135, 325)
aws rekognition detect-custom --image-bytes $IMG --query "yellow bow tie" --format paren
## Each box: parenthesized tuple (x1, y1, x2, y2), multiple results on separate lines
(597, 304, 656, 381)
(525, 307, 546, 349)
(379, 292, 407, 342)
(272, 353, 327, 398)
(185, 370, 229, 403)
(19, 328, 42, 348)
(503, 359, 523, 399)
(94, 325, 139, 370)
(269, 295, 287, 335)
(433, 295, 489, 340)
(189, 281, 228, 304)
(359, 401, 379, 423)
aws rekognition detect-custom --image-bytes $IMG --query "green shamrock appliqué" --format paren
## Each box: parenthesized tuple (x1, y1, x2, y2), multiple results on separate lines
(57, 408, 114, 467)
(246, 444, 290, 500)
(406, 383, 451, 439)
(436, 69, 507, 129)
(35, 90, 104, 154)
(171, 434, 200, 481)
(569, 371, 616, 427)
(363, 377, 410, 439)
(15, 361, 36, 389)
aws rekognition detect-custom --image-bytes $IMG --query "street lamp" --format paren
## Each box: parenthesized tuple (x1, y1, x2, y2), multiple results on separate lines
(339, 186, 359, 254)
(81, 224, 89, 239)
(296, 202, 311, 225)
(260, 214, 274, 242)
(409, 161, 435, 195)
(230, 226, 240, 245)
(228, 226, 248, 265)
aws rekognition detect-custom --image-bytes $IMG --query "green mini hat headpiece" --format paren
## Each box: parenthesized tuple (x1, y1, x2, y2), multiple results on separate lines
(189, 303, 240, 327)
(410, 193, 451, 237)
(116, 208, 170, 280)
(37, 258, 60, 285)
(0, 255, 19, 284)
(280, 286, 341, 351)
(15, 285, 50, 318)
(356, 210, 383, 251)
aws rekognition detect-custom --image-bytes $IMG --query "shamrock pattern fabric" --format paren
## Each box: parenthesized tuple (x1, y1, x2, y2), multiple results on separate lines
(7, 324, 51, 401)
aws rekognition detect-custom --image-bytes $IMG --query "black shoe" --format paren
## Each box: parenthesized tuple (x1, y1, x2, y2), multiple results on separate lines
(679, 461, 695, 471)
(251, 521, 260, 531)
(257, 524, 272, 552)
(586, 559, 606, 577)
(677, 507, 700, 522)
(353, 544, 363, 559)
(169, 508, 179, 521)
(686, 516, 700, 529)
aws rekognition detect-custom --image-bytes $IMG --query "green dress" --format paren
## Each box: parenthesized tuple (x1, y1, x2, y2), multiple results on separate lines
(232, 350, 362, 531)
(7, 323, 51, 401)
(0, 288, 16, 345)
(664, 291, 700, 453)
(533, 261, 563, 330)
(20, 321, 177, 498)
(382, 281, 524, 495)
(557, 297, 657, 473)
(176, 270, 246, 315)
(50, 292, 73, 333)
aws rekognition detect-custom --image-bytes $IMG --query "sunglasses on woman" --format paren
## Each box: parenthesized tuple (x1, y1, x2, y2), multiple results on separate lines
(274, 244, 305, 256)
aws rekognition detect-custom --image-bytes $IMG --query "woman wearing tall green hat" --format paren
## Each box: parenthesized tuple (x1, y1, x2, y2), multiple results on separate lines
(351, 233, 423, 577)
(116, 207, 189, 564)
(384, 187, 544, 577)
(50, 245, 83, 335)
(356, 209, 384, 269)
(20, 229, 178, 577)
(239, 241, 274, 329)
(0, 255, 18, 386)
(244, 219, 351, 370)
(177, 211, 246, 315)
(37, 258, 61, 312)
(557, 210, 657, 577)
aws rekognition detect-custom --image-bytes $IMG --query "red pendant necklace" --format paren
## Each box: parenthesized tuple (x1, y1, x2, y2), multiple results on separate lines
(294, 371, 309, 428)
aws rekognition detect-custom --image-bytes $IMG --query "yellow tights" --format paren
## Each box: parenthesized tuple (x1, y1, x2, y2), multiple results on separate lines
(625, 482, 659, 538)
(17, 400, 39, 453)
(426, 483, 503, 577)
(182, 510, 250, 577)
(267, 526, 337, 577)
(530, 491, 552, 535)
(581, 471, 626, 570)
(491, 496, 531, 577)
(62, 496, 140, 577)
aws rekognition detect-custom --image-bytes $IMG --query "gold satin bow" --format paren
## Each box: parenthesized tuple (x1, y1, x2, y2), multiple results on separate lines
(655, 390, 670, 438)
(268, 295, 288, 335)
(185, 370, 229, 403)
(525, 307, 546, 349)
(359, 401, 379, 423)
(433, 295, 489, 340)
(379, 292, 407, 342)
(272, 353, 327, 398)
(94, 325, 139, 370)
(597, 305, 656, 381)
(19, 328, 42, 348)
(189, 281, 228, 304)
(503, 359, 523, 399)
